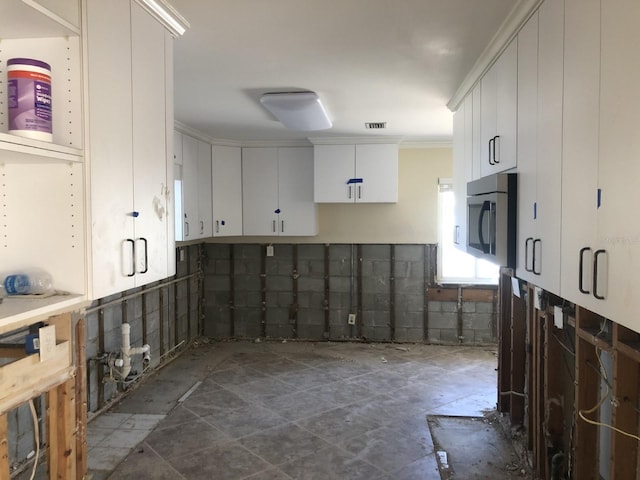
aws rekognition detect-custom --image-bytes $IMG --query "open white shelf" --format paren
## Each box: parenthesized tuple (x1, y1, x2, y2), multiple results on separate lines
(0, 133, 83, 163)
(0, 293, 88, 335)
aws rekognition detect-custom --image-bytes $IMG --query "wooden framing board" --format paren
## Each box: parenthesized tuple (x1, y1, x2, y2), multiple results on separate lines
(510, 287, 526, 426)
(574, 307, 601, 479)
(47, 378, 76, 479)
(0, 413, 8, 479)
(75, 318, 87, 479)
(611, 323, 639, 480)
(497, 270, 512, 414)
(531, 299, 545, 479)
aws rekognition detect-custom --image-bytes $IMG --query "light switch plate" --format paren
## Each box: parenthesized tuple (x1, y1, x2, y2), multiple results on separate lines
(38, 324, 57, 362)
(266, 245, 274, 257)
(554, 306, 563, 329)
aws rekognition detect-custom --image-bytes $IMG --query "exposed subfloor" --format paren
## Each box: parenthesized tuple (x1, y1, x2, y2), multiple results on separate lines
(79, 340, 522, 480)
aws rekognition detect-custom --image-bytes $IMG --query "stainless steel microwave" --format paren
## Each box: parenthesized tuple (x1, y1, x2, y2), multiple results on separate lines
(466, 173, 517, 268)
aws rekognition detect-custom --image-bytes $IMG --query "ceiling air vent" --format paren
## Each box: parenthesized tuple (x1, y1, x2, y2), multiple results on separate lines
(365, 122, 387, 129)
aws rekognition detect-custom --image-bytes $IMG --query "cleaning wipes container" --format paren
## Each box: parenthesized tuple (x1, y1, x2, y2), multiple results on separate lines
(7, 58, 52, 142)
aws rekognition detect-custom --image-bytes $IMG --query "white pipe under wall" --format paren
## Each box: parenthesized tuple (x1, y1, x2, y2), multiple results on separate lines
(120, 323, 151, 380)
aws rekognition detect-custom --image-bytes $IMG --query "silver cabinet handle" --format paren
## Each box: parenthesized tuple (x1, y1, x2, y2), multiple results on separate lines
(281, 220, 284, 233)
(358, 185, 362, 199)
(215, 220, 220, 233)
(200, 220, 204, 234)
(272, 220, 276, 233)
(348, 185, 352, 199)
(184, 221, 189, 237)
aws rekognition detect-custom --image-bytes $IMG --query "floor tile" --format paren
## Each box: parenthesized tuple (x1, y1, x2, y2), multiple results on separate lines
(119, 413, 165, 430)
(239, 423, 331, 466)
(203, 365, 268, 387)
(145, 418, 231, 459)
(100, 428, 153, 449)
(168, 441, 271, 480)
(337, 425, 432, 474)
(106, 443, 184, 480)
(202, 403, 287, 438)
(279, 444, 384, 480)
(87, 446, 132, 471)
(260, 390, 339, 421)
(180, 386, 248, 416)
(89, 412, 131, 430)
(295, 406, 382, 443)
(226, 376, 294, 402)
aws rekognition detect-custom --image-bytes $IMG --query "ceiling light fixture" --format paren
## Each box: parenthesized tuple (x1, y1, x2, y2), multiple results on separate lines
(260, 91, 332, 131)
(137, 0, 190, 37)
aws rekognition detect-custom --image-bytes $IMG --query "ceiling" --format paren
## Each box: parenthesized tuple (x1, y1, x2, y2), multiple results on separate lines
(169, 0, 518, 145)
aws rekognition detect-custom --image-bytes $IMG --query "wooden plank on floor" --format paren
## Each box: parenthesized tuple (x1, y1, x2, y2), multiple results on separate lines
(544, 311, 565, 463)
(510, 290, 526, 426)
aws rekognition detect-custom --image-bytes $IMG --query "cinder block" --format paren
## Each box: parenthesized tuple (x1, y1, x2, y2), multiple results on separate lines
(475, 329, 495, 343)
(266, 322, 293, 339)
(298, 308, 325, 326)
(441, 301, 458, 313)
(396, 293, 424, 312)
(462, 302, 476, 313)
(236, 244, 261, 259)
(396, 311, 424, 329)
(267, 275, 292, 292)
(309, 292, 325, 309)
(329, 276, 351, 293)
(206, 244, 232, 259)
(329, 292, 352, 309)
(234, 274, 261, 292)
(274, 244, 293, 258)
(297, 324, 325, 340)
(299, 244, 324, 260)
(463, 313, 493, 330)
(429, 312, 457, 329)
(298, 276, 324, 292)
(439, 328, 459, 343)
(395, 276, 423, 294)
(362, 244, 391, 260)
(329, 259, 351, 276)
(330, 244, 352, 259)
(362, 276, 389, 294)
(214, 258, 231, 275)
(476, 302, 494, 313)
(395, 244, 424, 262)
(427, 300, 441, 313)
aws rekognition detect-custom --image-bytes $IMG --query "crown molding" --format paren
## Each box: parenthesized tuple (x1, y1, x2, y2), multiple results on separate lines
(447, 0, 543, 112)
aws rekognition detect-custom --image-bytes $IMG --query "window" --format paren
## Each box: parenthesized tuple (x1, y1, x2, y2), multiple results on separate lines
(438, 179, 499, 284)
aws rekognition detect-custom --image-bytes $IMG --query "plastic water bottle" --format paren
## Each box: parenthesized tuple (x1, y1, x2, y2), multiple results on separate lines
(2, 270, 53, 295)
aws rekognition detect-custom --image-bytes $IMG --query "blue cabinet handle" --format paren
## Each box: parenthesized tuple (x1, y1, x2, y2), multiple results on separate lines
(347, 178, 363, 184)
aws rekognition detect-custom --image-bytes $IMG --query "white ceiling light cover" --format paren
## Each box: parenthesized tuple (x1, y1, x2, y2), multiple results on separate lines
(260, 91, 332, 131)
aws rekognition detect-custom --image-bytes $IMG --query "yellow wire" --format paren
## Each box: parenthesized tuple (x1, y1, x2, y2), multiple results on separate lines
(577, 341, 640, 443)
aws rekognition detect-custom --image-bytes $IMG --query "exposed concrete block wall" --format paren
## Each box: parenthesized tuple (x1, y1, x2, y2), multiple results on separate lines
(203, 243, 497, 345)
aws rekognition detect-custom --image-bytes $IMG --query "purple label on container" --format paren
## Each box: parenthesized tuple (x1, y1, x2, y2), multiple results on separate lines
(8, 69, 52, 134)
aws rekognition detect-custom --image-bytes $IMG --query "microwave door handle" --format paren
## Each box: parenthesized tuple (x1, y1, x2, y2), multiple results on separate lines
(489, 202, 496, 255)
(478, 200, 491, 254)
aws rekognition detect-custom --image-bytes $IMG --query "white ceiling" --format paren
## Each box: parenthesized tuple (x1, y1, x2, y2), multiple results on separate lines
(170, 0, 518, 144)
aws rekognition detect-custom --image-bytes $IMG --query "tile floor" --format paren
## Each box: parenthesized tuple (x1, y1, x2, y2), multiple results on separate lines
(86, 341, 499, 480)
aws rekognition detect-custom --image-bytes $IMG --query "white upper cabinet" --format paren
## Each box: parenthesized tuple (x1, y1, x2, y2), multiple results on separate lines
(314, 143, 398, 203)
(516, 0, 564, 294)
(212, 145, 243, 237)
(0, 0, 87, 326)
(86, 0, 174, 299)
(242, 147, 317, 236)
(479, 39, 518, 177)
(176, 133, 212, 240)
(591, 0, 640, 330)
(452, 94, 475, 250)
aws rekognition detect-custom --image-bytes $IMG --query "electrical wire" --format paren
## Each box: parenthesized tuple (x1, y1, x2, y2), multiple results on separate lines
(499, 390, 526, 397)
(577, 331, 640, 443)
(28, 399, 40, 480)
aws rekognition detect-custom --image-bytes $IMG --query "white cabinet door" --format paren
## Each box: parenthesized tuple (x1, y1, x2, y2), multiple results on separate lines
(471, 84, 482, 180)
(196, 140, 212, 238)
(212, 145, 243, 236)
(480, 39, 518, 177)
(278, 147, 317, 236)
(355, 144, 398, 203)
(181, 134, 199, 240)
(242, 147, 279, 235)
(560, 0, 601, 313)
(314, 144, 355, 203)
(452, 99, 467, 250)
(131, 1, 170, 281)
(314, 143, 398, 203)
(516, 10, 538, 284)
(534, 0, 563, 294)
(87, 0, 173, 299)
(595, 0, 640, 330)
(86, 0, 136, 298)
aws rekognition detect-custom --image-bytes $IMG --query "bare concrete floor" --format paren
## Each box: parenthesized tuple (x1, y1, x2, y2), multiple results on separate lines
(84, 341, 518, 480)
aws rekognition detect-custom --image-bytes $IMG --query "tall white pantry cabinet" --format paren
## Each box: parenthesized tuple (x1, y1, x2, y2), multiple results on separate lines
(85, 0, 176, 299)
